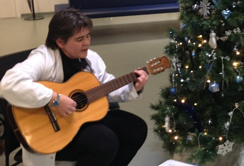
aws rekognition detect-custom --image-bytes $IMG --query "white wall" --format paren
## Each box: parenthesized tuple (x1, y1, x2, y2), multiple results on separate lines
(0, 0, 16, 18)
(0, 0, 68, 18)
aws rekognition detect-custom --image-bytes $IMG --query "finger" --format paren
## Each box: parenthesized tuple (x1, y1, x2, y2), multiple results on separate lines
(64, 111, 72, 116)
(71, 107, 76, 112)
(137, 77, 143, 82)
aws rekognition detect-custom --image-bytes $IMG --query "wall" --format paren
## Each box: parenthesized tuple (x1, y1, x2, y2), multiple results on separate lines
(0, 0, 16, 18)
(0, 0, 68, 18)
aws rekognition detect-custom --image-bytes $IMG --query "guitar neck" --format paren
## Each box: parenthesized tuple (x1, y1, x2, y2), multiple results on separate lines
(85, 66, 149, 103)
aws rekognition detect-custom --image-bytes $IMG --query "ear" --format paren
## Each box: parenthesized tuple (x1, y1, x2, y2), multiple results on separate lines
(56, 38, 65, 48)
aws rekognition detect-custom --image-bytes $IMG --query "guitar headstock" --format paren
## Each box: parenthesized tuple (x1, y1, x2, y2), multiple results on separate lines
(146, 56, 171, 75)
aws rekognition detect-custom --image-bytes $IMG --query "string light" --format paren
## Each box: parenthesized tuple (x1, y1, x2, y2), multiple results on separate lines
(169, 129, 173, 133)
(181, 99, 186, 103)
(236, 51, 240, 55)
(219, 136, 223, 141)
(174, 135, 179, 140)
(232, 61, 239, 68)
(198, 35, 203, 38)
(202, 129, 208, 136)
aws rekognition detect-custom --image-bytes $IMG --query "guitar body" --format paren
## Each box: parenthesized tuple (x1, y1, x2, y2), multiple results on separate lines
(8, 72, 109, 154)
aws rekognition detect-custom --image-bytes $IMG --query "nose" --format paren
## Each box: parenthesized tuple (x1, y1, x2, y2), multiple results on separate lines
(83, 36, 90, 46)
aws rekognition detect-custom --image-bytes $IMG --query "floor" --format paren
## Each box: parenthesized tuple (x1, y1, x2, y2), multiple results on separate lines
(0, 12, 180, 166)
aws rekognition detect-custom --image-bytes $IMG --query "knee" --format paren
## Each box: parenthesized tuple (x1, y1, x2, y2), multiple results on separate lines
(124, 116, 148, 147)
(92, 127, 120, 155)
(134, 117, 148, 144)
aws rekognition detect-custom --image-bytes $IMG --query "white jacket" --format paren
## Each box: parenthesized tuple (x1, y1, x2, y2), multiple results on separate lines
(0, 45, 140, 166)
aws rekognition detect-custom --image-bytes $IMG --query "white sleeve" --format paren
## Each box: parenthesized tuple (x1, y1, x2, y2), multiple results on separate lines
(0, 50, 53, 108)
(108, 83, 141, 102)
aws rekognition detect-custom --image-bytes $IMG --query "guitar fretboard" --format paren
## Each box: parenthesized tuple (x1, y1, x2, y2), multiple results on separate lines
(85, 66, 148, 103)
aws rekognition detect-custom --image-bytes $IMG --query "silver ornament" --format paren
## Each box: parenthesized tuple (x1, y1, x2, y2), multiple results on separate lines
(192, 4, 199, 11)
(209, 30, 217, 49)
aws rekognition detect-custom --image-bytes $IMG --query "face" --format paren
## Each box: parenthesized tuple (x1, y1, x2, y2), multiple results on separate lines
(57, 27, 91, 59)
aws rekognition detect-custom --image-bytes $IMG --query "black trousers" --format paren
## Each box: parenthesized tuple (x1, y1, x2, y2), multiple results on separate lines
(56, 109, 148, 166)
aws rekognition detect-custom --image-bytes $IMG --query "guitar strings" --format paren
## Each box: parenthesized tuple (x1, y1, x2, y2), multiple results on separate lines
(69, 72, 139, 108)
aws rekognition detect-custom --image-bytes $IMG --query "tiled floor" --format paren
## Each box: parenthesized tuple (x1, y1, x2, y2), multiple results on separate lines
(0, 12, 180, 166)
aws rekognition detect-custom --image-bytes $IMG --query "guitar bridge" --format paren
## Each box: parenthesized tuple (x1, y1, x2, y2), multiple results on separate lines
(44, 105, 60, 132)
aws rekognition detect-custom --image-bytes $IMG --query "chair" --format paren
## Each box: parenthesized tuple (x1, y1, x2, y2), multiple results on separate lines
(0, 49, 34, 166)
(0, 106, 5, 155)
(0, 99, 22, 166)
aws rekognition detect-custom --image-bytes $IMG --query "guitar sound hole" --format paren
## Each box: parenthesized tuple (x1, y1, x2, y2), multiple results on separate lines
(71, 92, 88, 110)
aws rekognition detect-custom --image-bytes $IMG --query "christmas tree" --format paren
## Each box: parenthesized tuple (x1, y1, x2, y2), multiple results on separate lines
(151, 0, 244, 165)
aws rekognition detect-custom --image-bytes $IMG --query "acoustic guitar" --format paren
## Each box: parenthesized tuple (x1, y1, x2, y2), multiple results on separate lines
(7, 56, 170, 154)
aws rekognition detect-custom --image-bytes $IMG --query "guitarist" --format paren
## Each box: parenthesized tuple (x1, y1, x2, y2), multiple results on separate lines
(0, 8, 149, 166)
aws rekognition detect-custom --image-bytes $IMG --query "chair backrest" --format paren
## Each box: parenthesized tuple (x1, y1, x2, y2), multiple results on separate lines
(0, 106, 5, 155)
(0, 49, 34, 79)
(69, 0, 178, 9)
